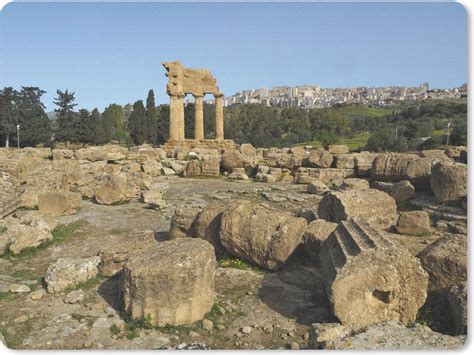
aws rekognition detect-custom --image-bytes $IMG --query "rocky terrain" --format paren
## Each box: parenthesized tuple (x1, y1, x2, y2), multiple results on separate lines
(0, 143, 468, 350)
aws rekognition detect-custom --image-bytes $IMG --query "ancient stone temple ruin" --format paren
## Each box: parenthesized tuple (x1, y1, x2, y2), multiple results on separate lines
(162, 61, 231, 148)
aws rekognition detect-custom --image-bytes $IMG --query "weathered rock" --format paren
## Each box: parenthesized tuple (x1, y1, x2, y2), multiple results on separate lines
(339, 178, 369, 191)
(141, 160, 163, 177)
(98, 230, 156, 277)
(38, 191, 82, 216)
(219, 200, 307, 270)
(228, 167, 249, 180)
(306, 149, 333, 168)
(221, 150, 245, 172)
(9, 283, 31, 293)
(332, 154, 354, 169)
(52, 149, 74, 160)
(194, 201, 228, 257)
(447, 282, 467, 335)
(395, 211, 431, 236)
(45, 256, 101, 293)
(303, 220, 338, 261)
(420, 150, 449, 160)
(416, 234, 467, 291)
(168, 207, 200, 239)
(239, 143, 257, 156)
(306, 180, 329, 194)
(64, 289, 85, 304)
(141, 182, 168, 209)
(288, 146, 307, 156)
(30, 289, 46, 300)
(389, 180, 416, 204)
(319, 219, 428, 331)
(296, 167, 354, 184)
(308, 323, 351, 349)
(185, 157, 220, 177)
(371, 154, 437, 189)
(353, 151, 376, 177)
(94, 173, 138, 205)
(2, 212, 53, 255)
(122, 238, 216, 326)
(326, 145, 349, 154)
(317, 320, 465, 350)
(430, 161, 467, 204)
(318, 189, 397, 230)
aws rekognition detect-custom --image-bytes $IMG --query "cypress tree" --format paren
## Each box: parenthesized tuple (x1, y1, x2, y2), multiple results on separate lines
(53, 89, 77, 142)
(128, 100, 146, 145)
(91, 108, 105, 144)
(145, 90, 158, 144)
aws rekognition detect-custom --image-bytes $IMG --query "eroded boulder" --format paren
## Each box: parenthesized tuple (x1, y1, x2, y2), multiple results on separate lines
(303, 219, 338, 261)
(430, 161, 467, 204)
(168, 207, 200, 239)
(38, 191, 82, 216)
(395, 211, 431, 236)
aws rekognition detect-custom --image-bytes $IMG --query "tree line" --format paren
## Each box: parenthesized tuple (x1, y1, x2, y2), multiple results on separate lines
(0, 86, 467, 151)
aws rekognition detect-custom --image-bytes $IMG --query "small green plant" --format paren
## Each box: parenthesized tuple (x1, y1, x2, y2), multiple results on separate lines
(110, 228, 125, 235)
(0, 226, 7, 234)
(110, 324, 121, 336)
(0, 292, 9, 300)
(217, 258, 250, 270)
(64, 275, 104, 293)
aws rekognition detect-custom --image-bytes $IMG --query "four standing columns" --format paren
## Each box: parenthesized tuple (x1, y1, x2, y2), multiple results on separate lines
(169, 92, 224, 141)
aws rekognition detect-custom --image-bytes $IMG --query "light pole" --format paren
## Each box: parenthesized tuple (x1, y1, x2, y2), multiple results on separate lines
(446, 122, 451, 146)
(16, 124, 20, 148)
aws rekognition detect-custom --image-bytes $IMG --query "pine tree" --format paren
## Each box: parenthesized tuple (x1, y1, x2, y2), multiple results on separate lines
(53, 89, 77, 142)
(128, 100, 146, 145)
(102, 104, 125, 142)
(145, 90, 158, 144)
(17, 87, 51, 146)
(0, 87, 19, 147)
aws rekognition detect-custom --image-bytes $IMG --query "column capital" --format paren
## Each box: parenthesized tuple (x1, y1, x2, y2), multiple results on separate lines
(214, 92, 224, 98)
(193, 93, 204, 99)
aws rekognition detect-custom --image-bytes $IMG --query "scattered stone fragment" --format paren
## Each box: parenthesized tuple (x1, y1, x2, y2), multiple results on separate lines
(320, 320, 465, 350)
(45, 256, 101, 293)
(168, 207, 200, 239)
(240, 326, 252, 334)
(13, 315, 29, 324)
(338, 178, 369, 190)
(30, 289, 46, 300)
(202, 319, 214, 331)
(9, 283, 31, 293)
(396, 211, 431, 236)
(122, 239, 216, 326)
(64, 289, 85, 304)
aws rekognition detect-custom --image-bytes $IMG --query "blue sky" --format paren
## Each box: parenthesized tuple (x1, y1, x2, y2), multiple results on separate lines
(0, 2, 467, 111)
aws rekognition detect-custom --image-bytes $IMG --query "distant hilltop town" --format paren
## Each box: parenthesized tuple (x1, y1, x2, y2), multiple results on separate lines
(216, 83, 467, 109)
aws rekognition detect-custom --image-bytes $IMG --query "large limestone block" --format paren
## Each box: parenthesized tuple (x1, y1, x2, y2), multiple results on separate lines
(194, 201, 228, 256)
(52, 149, 74, 160)
(221, 150, 245, 172)
(327, 145, 349, 154)
(416, 234, 467, 291)
(430, 161, 467, 204)
(319, 219, 428, 331)
(45, 256, 101, 293)
(122, 239, 216, 326)
(447, 282, 467, 335)
(296, 167, 354, 184)
(305, 149, 333, 168)
(303, 219, 338, 261)
(353, 151, 376, 177)
(98, 230, 156, 276)
(371, 154, 437, 189)
(332, 154, 355, 169)
(38, 191, 82, 216)
(239, 143, 257, 156)
(94, 173, 139, 205)
(169, 207, 200, 239)
(318, 189, 397, 230)
(219, 200, 307, 270)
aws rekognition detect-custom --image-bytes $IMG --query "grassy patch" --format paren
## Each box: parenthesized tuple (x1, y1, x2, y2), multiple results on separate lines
(431, 129, 447, 137)
(110, 228, 125, 235)
(0, 292, 10, 301)
(0, 226, 6, 234)
(64, 275, 104, 294)
(2, 220, 88, 261)
(294, 132, 369, 151)
(337, 105, 395, 118)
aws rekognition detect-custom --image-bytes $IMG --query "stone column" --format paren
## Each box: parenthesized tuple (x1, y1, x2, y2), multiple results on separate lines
(214, 93, 224, 141)
(169, 94, 180, 141)
(178, 94, 185, 140)
(194, 94, 204, 140)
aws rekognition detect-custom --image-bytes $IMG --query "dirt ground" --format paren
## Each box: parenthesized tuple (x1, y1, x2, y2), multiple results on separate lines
(0, 176, 449, 349)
